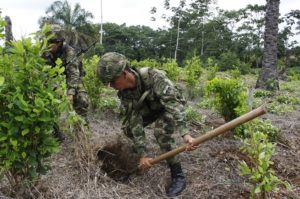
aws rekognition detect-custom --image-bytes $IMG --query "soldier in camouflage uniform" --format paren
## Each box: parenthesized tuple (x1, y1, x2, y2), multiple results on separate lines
(43, 25, 89, 140)
(97, 52, 197, 197)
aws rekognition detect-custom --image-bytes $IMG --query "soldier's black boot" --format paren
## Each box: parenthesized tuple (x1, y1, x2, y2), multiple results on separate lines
(166, 163, 186, 197)
(53, 125, 66, 142)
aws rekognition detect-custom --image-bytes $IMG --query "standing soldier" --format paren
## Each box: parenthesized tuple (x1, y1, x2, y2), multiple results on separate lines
(43, 24, 89, 140)
(97, 52, 197, 197)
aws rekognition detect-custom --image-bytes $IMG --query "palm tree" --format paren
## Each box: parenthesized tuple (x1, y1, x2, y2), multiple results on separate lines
(39, 0, 97, 49)
(256, 0, 280, 90)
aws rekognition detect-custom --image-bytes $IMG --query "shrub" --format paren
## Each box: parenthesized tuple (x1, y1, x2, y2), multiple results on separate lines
(239, 121, 288, 198)
(276, 95, 300, 105)
(0, 26, 67, 187)
(184, 55, 202, 87)
(205, 77, 248, 122)
(254, 89, 272, 98)
(162, 59, 180, 81)
(218, 52, 240, 71)
(267, 102, 295, 115)
(287, 70, 300, 81)
(83, 56, 119, 111)
(131, 58, 161, 69)
(239, 119, 279, 142)
(83, 55, 101, 109)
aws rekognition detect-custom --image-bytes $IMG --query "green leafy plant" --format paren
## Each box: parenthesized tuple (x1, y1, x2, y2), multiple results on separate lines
(183, 55, 202, 99)
(205, 77, 248, 122)
(162, 58, 180, 81)
(254, 89, 272, 98)
(184, 55, 202, 87)
(131, 58, 161, 68)
(0, 25, 68, 187)
(239, 120, 289, 198)
(83, 56, 119, 111)
(267, 102, 295, 115)
(218, 52, 240, 71)
(230, 69, 241, 79)
(276, 95, 300, 105)
(240, 119, 279, 142)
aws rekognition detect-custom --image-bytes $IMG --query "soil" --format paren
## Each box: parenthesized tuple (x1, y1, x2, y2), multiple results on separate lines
(1, 106, 299, 199)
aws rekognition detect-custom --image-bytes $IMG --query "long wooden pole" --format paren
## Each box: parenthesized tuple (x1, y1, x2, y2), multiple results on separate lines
(149, 106, 267, 165)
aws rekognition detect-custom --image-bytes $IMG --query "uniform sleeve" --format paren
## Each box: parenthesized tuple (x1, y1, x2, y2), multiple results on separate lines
(120, 98, 147, 156)
(152, 73, 188, 137)
(65, 47, 80, 95)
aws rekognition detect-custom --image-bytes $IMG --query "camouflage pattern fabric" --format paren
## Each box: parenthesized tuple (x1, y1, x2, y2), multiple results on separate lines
(119, 67, 188, 166)
(97, 52, 128, 84)
(44, 43, 89, 118)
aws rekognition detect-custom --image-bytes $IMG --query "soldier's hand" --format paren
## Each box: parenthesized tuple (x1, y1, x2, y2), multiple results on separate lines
(184, 134, 198, 151)
(138, 157, 153, 170)
(68, 95, 74, 105)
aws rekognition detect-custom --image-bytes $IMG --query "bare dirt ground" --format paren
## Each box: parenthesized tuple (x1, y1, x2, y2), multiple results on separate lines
(1, 105, 300, 199)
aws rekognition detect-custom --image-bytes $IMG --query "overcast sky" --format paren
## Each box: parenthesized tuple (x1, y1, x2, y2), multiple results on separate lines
(1, 0, 299, 41)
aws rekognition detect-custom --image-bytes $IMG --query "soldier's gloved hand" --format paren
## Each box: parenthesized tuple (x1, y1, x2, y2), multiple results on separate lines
(138, 157, 153, 170)
(184, 134, 198, 151)
(68, 95, 74, 105)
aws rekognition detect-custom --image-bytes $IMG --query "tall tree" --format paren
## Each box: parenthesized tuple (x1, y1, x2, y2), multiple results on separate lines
(39, 0, 96, 49)
(256, 0, 280, 90)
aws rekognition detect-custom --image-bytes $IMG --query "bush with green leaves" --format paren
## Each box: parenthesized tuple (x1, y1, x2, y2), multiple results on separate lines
(229, 69, 241, 79)
(0, 25, 68, 186)
(267, 102, 295, 115)
(131, 58, 161, 69)
(82, 56, 119, 111)
(239, 120, 288, 198)
(218, 52, 240, 71)
(276, 95, 300, 105)
(184, 55, 202, 87)
(162, 58, 180, 81)
(240, 119, 279, 142)
(83, 55, 101, 109)
(254, 89, 273, 98)
(205, 77, 248, 122)
(287, 69, 300, 81)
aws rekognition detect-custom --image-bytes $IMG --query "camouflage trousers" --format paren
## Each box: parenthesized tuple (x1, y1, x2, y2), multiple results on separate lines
(72, 81, 89, 121)
(123, 110, 180, 166)
(73, 90, 89, 121)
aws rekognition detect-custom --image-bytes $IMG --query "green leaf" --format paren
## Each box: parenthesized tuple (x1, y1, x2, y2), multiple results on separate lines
(0, 134, 7, 142)
(15, 115, 24, 122)
(254, 186, 261, 194)
(0, 76, 4, 86)
(21, 128, 30, 136)
(10, 139, 18, 147)
(22, 152, 27, 159)
(35, 98, 44, 108)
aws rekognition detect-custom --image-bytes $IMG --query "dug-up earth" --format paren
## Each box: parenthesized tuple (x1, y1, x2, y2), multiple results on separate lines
(1, 106, 300, 199)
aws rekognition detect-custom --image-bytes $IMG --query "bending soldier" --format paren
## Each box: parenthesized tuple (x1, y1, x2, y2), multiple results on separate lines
(97, 52, 197, 197)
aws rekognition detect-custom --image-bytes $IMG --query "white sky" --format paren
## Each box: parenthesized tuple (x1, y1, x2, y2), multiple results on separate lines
(0, 0, 299, 41)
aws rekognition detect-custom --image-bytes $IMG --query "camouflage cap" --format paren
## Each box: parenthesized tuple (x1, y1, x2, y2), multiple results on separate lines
(97, 52, 127, 84)
(47, 24, 65, 42)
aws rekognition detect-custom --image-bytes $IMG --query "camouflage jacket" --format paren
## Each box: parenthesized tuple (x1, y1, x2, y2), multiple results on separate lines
(43, 43, 82, 96)
(118, 67, 188, 155)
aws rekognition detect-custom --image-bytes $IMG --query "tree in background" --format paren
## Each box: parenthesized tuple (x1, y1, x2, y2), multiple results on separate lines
(256, 0, 280, 90)
(39, 0, 96, 50)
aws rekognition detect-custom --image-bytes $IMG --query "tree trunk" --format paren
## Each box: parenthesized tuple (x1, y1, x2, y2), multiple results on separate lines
(256, 0, 280, 90)
(4, 16, 14, 48)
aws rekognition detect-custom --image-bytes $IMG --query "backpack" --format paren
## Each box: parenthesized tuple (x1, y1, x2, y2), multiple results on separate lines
(137, 67, 186, 105)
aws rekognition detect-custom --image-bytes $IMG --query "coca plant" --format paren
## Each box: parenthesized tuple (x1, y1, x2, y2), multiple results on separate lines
(0, 24, 68, 187)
